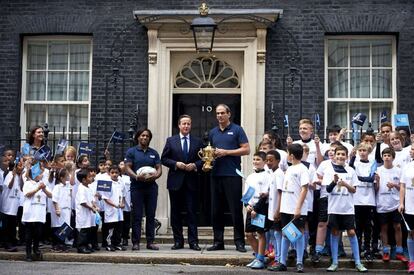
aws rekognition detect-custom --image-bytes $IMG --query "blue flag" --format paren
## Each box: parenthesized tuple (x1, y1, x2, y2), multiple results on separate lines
(241, 186, 255, 204)
(284, 115, 289, 128)
(54, 222, 73, 242)
(352, 113, 367, 126)
(251, 213, 266, 228)
(96, 180, 112, 192)
(380, 111, 387, 124)
(15, 151, 22, 166)
(394, 114, 410, 127)
(78, 142, 95, 155)
(22, 143, 31, 155)
(352, 123, 359, 145)
(369, 161, 377, 177)
(110, 131, 125, 143)
(34, 145, 51, 161)
(282, 220, 303, 244)
(31, 162, 42, 179)
(55, 138, 68, 155)
(314, 113, 321, 131)
(95, 212, 102, 225)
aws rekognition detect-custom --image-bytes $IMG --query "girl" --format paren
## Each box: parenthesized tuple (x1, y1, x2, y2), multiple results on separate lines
(389, 131, 411, 169)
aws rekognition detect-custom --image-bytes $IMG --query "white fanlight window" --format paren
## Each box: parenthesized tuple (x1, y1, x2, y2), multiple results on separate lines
(325, 35, 396, 136)
(21, 36, 92, 139)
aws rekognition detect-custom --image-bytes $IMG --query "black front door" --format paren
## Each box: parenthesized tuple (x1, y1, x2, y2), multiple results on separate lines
(172, 93, 241, 226)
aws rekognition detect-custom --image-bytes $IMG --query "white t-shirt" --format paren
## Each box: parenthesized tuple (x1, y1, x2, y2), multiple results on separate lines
(277, 149, 289, 172)
(268, 168, 284, 221)
(51, 182, 72, 227)
(280, 163, 309, 215)
(75, 184, 95, 229)
(1, 172, 22, 216)
(353, 160, 376, 206)
(328, 165, 358, 215)
(102, 180, 127, 223)
(394, 149, 411, 169)
(244, 170, 271, 207)
(121, 175, 131, 212)
(375, 165, 401, 213)
(22, 179, 49, 223)
(316, 160, 337, 198)
(293, 139, 318, 169)
(306, 164, 316, 212)
(71, 169, 81, 210)
(400, 162, 414, 215)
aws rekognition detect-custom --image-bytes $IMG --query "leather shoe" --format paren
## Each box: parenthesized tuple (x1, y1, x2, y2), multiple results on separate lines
(189, 243, 201, 251)
(132, 243, 140, 251)
(171, 242, 184, 250)
(206, 243, 225, 251)
(146, 243, 159, 250)
(77, 247, 91, 254)
(236, 243, 247, 253)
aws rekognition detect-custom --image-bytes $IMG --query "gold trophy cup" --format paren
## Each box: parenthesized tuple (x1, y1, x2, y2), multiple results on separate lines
(198, 142, 216, 172)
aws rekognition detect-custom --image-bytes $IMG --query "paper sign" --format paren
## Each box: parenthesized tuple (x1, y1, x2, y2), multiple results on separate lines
(96, 180, 112, 192)
(241, 186, 255, 204)
(282, 220, 302, 243)
(251, 213, 266, 228)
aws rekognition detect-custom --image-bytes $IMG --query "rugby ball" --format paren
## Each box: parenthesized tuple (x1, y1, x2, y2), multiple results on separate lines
(136, 166, 156, 178)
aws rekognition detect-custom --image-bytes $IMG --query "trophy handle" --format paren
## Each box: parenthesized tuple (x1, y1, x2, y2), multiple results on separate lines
(198, 149, 203, 159)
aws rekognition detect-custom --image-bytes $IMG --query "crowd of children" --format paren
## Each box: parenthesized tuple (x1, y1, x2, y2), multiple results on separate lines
(243, 119, 414, 273)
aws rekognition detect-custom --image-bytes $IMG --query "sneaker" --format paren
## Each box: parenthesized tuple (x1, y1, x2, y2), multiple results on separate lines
(106, 246, 116, 251)
(267, 261, 281, 271)
(296, 263, 304, 273)
(250, 259, 265, 269)
(246, 258, 256, 268)
(364, 251, 374, 262)
(355, 263, 368, 273)
(311, 252, 321, 263)
(326, 263, 338, 272)
(408, 261, 414, 273)
(274, 264, 287, 271)
(396, 253, 408, 263)
(382, 252, 390, 262)
(114, 246, 127, 251)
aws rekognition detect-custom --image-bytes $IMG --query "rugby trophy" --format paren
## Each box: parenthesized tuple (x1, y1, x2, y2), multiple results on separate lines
(198, 142, 215, 172)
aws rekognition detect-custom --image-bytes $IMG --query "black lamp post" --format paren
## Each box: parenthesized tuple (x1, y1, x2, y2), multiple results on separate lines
(190, 3, 217, 53)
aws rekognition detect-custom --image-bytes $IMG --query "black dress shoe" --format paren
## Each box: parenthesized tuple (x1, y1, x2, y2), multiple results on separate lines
(171, 242, 184, 250)
(77, 247, 91, 254)
(146, 243, 159, 250)
(132, 243, 140, 251)
(189, 243, 201, 251)
(206, 243, 224, 251)
(235, 243, 247, 253)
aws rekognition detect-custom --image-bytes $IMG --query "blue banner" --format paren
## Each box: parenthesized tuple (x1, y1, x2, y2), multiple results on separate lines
(110, 131, 125, 143)
(394, 114, 410, 127)
(34, 145, 51, 161)
(241, 186, 255, 204)
(251, 213, 266, 228)
(282, 220, 303, 244)
(380, 110, 387, 124)
(96, 180, 112, 192)
(78, 142, 95, 155)
(22, 143, 31, 155)
(352, 113, 367, 126)
(284, 114, 289, 128)
(55, 138, 69, 155)
(54, 222, 73, 241)
(31, 162, 42, 179)
(314, 113, 321, 130)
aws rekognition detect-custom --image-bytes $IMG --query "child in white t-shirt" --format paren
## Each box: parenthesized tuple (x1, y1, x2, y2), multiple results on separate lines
(1, 160, 23, 252)
(325, 145, 367, 272)
(22, 161, 52, 261)
(102, 165, 126, 251)
(399, 144, 414, 273)
(375, 147, 407, 263)
(119, 161, 132, 246)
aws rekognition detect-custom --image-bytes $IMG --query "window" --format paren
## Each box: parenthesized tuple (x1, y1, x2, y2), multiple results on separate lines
(21, 36, 92, 139)
(325, 36, 396, 136)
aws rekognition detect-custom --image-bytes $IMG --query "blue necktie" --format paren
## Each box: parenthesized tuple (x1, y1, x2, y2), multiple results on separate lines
(182, 136, 188, 161)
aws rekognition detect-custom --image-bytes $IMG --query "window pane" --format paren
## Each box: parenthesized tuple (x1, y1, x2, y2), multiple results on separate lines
(372, 69, 392, 98)
(26, 72, 46, 100)
(350, 69, 370, 98)
(349, 102, 370, 131)
(372, 40, 392, 67)
(69, 72, 89, 101)
(328, 40, 348, 67)
(70, 42, 90, 70)
(350, 40, 370, 67)
(69, 105, 88, 131)
(26, 105, 46, 127)
(48, 41, 68, 70)
(328, 69, 348, 98)
(48, 72, 67, 101)
(371, 103, 392, 130)
(48, 105, 67, 132)
(27, 42, 47, 70)
(328, 102, 347, 128)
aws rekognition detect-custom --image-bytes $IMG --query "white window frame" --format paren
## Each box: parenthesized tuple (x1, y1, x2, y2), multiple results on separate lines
(20, 35, 93, 139)
(324, 35, 397, 138)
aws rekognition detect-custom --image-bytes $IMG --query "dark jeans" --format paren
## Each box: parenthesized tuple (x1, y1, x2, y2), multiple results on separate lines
(355, 205, 374, 252)
(122, 211, 131, 241)
(25, 222, 42, 256)
(131, 184, 158, 245)
(2, 214, 18, 247)
(77, 227, 93, 250)
(211, 176, 244, 246)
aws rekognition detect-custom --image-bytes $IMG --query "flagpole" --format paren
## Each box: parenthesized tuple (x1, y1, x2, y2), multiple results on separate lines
(105, 132, 115, 152)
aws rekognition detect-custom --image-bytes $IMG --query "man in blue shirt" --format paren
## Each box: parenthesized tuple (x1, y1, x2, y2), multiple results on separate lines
(207, 104, 250, 253)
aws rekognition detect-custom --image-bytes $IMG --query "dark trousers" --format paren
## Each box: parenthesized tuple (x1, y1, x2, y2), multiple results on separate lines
(77, 227, 92, 249)
(70, 210, 78, 247)
(42, 213, 52, 242)
(25, 222, 42, 256)
(211, 176, 244, 246)
(107, 221, 122, 247)
(100, 212, 110, 246)
(17, 207, 25, 243)
(169, 177, 198, 245)
(131, 184, 158, 245)
(122, 211, 131, 241)
(2, 214, 18, 247)
(309, 190, 320, 250)
(355, 205, 374, 252)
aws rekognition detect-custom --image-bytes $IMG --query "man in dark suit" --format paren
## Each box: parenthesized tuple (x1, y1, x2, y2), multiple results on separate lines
(161, 114, 204, 251)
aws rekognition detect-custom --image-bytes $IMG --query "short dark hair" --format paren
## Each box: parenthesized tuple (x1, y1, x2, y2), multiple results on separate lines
(135, 127, 153, 143)
(334, 145, 348, 155)
(287, 144, 303, 160)
(327, 125, 341, 134)
(109, 165, 120, 173)
(253, 151, 267, 161)
(382, 147, 395, 158)
(178, 114, 192, 125)
(76, 168, 89, 183)
(216, 103, 231, 113)
(266, 150, 281, 160)
(98, 158, 107, 165)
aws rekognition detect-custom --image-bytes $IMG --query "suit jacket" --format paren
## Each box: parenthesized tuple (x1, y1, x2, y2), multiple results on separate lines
(161, 134, 204, 191)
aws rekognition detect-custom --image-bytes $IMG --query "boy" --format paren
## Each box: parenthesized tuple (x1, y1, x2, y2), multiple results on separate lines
(325, 145, 367, 272)
(119, 161, 132, 246)
(266, 150, 284, 271)
(75, 168, 99, 254)
(244, 151, 271, 269)
(259, 140, 288, 172)
(274, 144, 308, 273)
(321, 125, 354, 158)
(399, 143, 414, 273)
(102, 165, 127, 251)
(350, 142, 376, 261)
(375, 148, 407, 262)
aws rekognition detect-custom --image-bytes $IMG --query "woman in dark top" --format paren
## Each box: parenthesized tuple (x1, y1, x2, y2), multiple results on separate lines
(125, 128, 162, 251)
